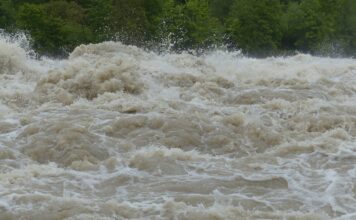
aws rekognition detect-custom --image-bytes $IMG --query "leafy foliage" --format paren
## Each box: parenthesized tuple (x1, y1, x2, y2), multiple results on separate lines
(227, 0, 283, 56)
(0, 0, 354, 56)
(17, 1, 92, 55)
(159, 0, 222, 51)
(0, 0, 16, 30)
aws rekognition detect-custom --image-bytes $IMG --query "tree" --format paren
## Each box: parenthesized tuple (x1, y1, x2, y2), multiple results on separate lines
(17, 1, 92, 56)
(159, 0, 223, 51)
(86, 0, 114, 42)
(209, 0, 234, 23)
(227, 0, 283, 56)
(336, 0, 356, 56)
(282, 0, 343, 54)
(0, 0, 16, 30)
(109, 0, 150, 46)
(2, 0, 354, 56)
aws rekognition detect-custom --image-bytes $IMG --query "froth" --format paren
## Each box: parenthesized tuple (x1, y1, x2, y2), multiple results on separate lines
(0, 39, 27, 75)
(35, 48, 144, 105)
(0, 40, 355, 219)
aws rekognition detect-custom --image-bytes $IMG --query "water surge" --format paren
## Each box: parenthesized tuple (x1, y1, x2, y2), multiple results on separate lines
(0, 35, 355, 220)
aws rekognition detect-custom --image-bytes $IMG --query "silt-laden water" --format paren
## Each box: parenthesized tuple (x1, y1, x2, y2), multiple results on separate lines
(0, 36, 355, 220)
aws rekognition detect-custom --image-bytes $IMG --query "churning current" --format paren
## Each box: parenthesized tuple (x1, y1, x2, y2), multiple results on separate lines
(0, 35, 355, 220)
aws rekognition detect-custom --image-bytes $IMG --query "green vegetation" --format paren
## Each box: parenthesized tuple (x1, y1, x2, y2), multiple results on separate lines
(227, 0, 283, 56)
(0, 0, 355, 57)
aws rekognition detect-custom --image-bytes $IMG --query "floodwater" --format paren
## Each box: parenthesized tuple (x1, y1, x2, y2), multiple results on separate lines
(0, 35, 355, 220)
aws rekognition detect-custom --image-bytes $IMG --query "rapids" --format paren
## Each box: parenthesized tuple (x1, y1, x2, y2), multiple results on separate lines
(0, 35, 355, 220)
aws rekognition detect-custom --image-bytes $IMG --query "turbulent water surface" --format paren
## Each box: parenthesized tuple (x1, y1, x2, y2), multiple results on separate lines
(0, 35, 356, 220)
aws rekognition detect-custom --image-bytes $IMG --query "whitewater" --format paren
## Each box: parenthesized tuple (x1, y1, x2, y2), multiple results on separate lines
(0, 34, 355, 220)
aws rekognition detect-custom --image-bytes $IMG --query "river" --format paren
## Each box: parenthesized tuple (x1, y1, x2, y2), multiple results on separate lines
(0, 35, 355, 219)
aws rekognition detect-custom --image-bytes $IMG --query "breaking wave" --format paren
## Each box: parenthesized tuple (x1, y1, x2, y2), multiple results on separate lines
(0, 35, 355, 219)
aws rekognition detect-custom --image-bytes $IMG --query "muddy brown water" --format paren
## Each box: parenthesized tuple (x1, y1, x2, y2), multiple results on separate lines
(0, 37, 355, 220)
